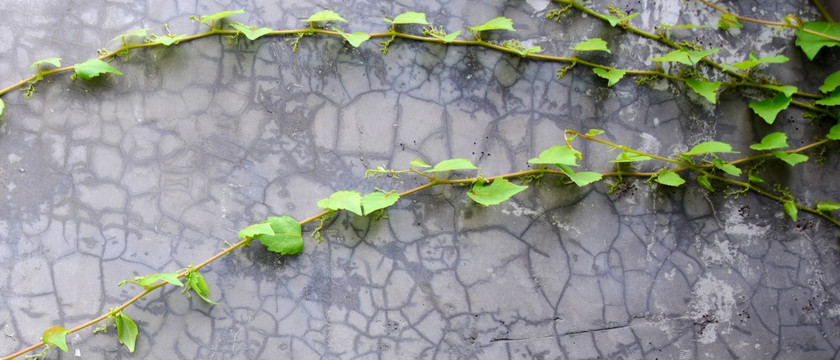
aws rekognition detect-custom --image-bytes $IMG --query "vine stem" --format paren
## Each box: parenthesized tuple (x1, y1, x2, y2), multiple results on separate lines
(697, 0, 840, 42)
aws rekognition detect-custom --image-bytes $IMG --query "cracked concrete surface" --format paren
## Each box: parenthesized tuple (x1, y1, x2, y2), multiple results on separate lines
(1, 0, 840, 359)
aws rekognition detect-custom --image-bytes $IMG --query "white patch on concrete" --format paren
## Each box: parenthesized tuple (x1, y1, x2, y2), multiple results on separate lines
(638, 132, 661, 155)
(723, 205, 769, 238)
(689, 273, 737, 344)
(501, 202, 541, 217)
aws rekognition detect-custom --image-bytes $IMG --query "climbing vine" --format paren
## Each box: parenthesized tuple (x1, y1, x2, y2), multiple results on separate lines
(1, 1, 839, 358)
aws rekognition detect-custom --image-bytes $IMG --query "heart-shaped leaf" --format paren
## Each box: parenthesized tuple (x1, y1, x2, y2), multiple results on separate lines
(750, 132, 788, 151)
(528, 145, 579, 166)
(42, 326, 69, 352)
(772, 151, 808, 166)
(749, 93, 791, 124)
(655, 171, 685, 187)
(592, 68, 625, 87)
(73, 59, 123, 80)
(685, 79, 721, 104)
(255, 216, 303, 255)
(317, 191, 362, 216)
(384, 11, 429, 25)
(467, 178, 528, 206)
(230, 23, 273, 41)
(573, 38, 610, 53)
(115, 312, 138, 353)
(361, 191, 400, 215)
(424, 158, 479, 173)
(682, 141, 736, 156)
(304, 9, 347, 23)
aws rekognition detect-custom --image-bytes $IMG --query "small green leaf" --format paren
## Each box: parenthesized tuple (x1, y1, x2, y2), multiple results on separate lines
(795, 21, 840, 60)
(184, 271, 218, 305)
(604, 12, 639, 27)
(255, 216, 304, 255)
(467, 178, 528, 206)
(772, 151, 808, 166)
(424, 158, 479, 173)
(114, 312, 138, 353)
(592, 68, 626, 87)
(195, 9, 244, 26)
(749, 93, 791, 124)
(819, 70, 840, 93)
(815, 88, 840, 106)
(238, 222, 275, 241)
(718, 13, 743, 30)
(828, 122, 840, 140)
(729, 51, 789, 70)
(713, 158, 741, 176)
(42, 326, 69, 352)
(687, 48, 719, 63)
(573, 38, 610, 53)
(429, 30, 460, 43)
(655, 171, 685, 187)
(331, 27, 370, 48)
(748, 174, 765, 183)
(304, 9, 348, 23)
(30, 57, 62, 71)
(509, 45, 542, 56)
(468, 17, 516, 33)
(685, 79, 721, 104)
(585, 129, 605, 137)
(317, 191, 362, 216)
(610, 151, 652, 163)
(361, 191, 400, 215)
(683, 141, 736, 156)
(528, 145, 579, 166)
(230, 23, 273, 41)
(129, 272, 183, 288)
(410, 158, 431, 168)
(73, 59, 122, 80)
(557, 164, 602, 187)
(384, 11, 429, 25)
(767, 85, 798, 98)
(153, 34, 186, 46)
(0, 99, 4, 117)
(697, 175, 715, 192)
(111, 28, 150, 42)
(750, 132, 788, 151)
(652, 48, 718, 66)
(817, 202, 840, 212)
(783, 200, 798, 221)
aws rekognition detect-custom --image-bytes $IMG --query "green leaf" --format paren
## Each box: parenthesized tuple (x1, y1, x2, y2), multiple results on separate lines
(184, 271, 218, 305)
(508, 44, 542, 56)
(429, 30, 460, 43)
(713, 158, 741, 176)
(685, 79, 721, 104)
(683, 140, 736, 156)
(557, 164, 602, 187)
(592, 68, 626, 87)
(655, 171, 685, 187)
(729, 51, 789, 70)
(468, 17, 516, 33)
(585, 129, 605, 137)
(424, 158, 479, 173)
(795, 21, 840, 60)
(610, 151, 652, 163)
(153, 34, 186, 46)
(697, 175, 715, 192)
(467, 178, 528, 206)
(750, 132, 788, 151)
(384, 11, 429, 25)
(111, 28, 150, 42)
(30, 57, 62, 71)
(73, 59, 122, 80)
(0, 99, 4, 117)
(230, 23, 273, 41)
(718, 13, 743, 30)
(652, 48, 718, 65)
(828, 122, 840, 140)
(331, 27, 370, 48)
(42, 326, 69, 352)
(238, 222, 275, 242)
(783, 200, 798, 221)
(410, 158, 431, 168)
(361, 191, 400, 215)
(114, 312, 138, 353)
(255, 216, 304, 255)
(815, 88, 840, 106)
(749, 93, 791, 124)
(819, 70, 840, 93)
(195, 9, 244, 26)
(573, 38, 610, 53)
(604, 12, 639, 27)
(748, 174, 765, 183)
(767, 85, 798, 97)
(528, 145, 579, 166)
(816, 202, 840, 212)
(129, 272, 183, 288)
(772, 151, 808, 166)
(304, 9, 348, 23)
(317, 191, 362, 216)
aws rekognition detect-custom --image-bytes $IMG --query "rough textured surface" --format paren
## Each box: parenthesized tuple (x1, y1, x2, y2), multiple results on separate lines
(1, 0, 839, 359)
